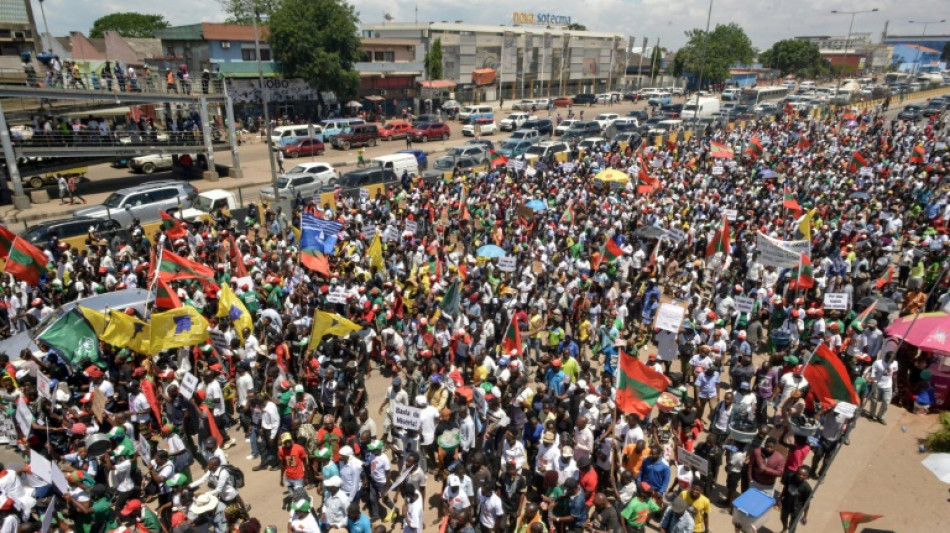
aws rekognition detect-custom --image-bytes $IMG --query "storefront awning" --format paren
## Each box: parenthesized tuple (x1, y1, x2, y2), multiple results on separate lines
(419, 79, 456, 89)
(472, 68, 497, 86)
(364, 95, 385, 102)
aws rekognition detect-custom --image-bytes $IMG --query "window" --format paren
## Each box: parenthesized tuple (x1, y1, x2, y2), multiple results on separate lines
(151, 188, 180, 201)
(373, 51, 395, 62)
(242, 48, 271, 61)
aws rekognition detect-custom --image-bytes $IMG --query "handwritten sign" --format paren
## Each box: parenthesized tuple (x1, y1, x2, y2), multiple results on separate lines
(735, 296, 755, 314)
(497, 256, 517, 272)
(834, 401, 858, 418)
(656, 303, 686, 333)
(383, 225, 400, 243)
(15, 398, 32, 437)
(404, 220, 418, 234)
(393, 403, 421, 431)
(560, 162, 575, 173)
(91, 389, 107, 422)
(363, 225, 377, 241)
(326, 288, 347, 304)
(677, 446, 709, 474)
(859, 166, 873, 176)
(138, 434, 152, 463)
(823, 292, 849, 310)
(359, 188, 370, 202)
(180, 372, 199, 400)
(723, 209, 738, 221)
(517, 205, 536, 219)
(712, 165, 724, 176)
(755, 232, 811, 269)
(532, 261, 544, 274)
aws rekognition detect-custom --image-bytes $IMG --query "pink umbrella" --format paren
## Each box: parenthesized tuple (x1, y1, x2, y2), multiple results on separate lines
(885, 312, 950, 352)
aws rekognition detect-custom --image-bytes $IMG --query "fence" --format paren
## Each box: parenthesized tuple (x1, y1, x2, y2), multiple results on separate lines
(1, 67, 229, 97)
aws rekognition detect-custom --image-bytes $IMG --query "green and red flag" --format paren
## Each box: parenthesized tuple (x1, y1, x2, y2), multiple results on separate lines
(502, 315, 523, 357)
(0, 225, 48, 286)
(875, 265, 895, 289)
(489, 149, 508, 168)
(909, 145, 925, 164)
(709, 141, 734, 159)
(705, 216, 731, 258)
(560, 204, 574, 225)
(160, 211, 187, 239)
(300, 249, 330, 277)
(616, 352, 671, 418)
(155, 278, 183, 309)
(803, 343, 859, 406)
(158, 249, 219, 289)
(783, 187, 803, 217)
(789, 253, 814, 290)
(839, 511, 882, 533)
(605, 236, 623, 263)
(745, 137, 764, 160)
(850, 300, 877, 330)
(847, 151, 868, 173)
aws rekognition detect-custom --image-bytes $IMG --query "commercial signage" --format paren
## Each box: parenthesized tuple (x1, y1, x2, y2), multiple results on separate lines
(512, 12, 572, 26)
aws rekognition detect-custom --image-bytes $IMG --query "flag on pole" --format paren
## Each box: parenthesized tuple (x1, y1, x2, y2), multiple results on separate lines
(783, 187, 803, 217)
(705, 216, 731, 258)
(309, 310, 362, 350)
(745, 137, 764, 160)
(839, 512, 882, 533)
(790, 253, 814, 290)
(490, 149, 508, 167)
(502, 316, 523, 357)
(851, 300, 877, 330)
(155, 278, 183, 309)
(217, 285, 253, 340)
(39, 309, 104, 367)
(102, 309, 151, 354)
(560, 204, 574, 225)
(847, 151, 867, 173)
(78, 306, 109, 336)
(440, 280, 461, 317)
(158, 249, 219, 289)
(615, 352, 670, 418)
(148, 307, 210, 354)
(797, 209, 817, 241)
(875, 265, 895, 289)
(604, 236, 623, 263)
(709, 141, 734, 159)
(804, 344, 860, 405)
(909, 145, 925, 164)
(367, 234, 385, 272)
(0, 226, 48, 286)
(160, 212, 187, 239)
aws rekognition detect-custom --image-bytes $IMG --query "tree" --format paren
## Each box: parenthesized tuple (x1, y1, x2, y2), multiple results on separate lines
(942, 42, 950, 63)
(88, 13, 169, 38)
(218, 0, 283, 24)
(268, 0, 362, 99)
(649, 46, 663, 79)
(566, 23, 587, 31)
(424, 38, 444, 80)
(759, 39, 824, 77)
(670, 23, 754, 87)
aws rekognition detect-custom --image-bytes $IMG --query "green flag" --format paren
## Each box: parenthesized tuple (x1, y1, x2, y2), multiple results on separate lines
(440, 281, 461, 317)
(39, 309, 102, 368)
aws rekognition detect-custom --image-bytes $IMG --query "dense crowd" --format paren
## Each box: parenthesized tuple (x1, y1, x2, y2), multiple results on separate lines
(0, 93, 947, 533)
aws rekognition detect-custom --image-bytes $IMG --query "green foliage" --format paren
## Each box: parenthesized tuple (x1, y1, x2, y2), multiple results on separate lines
(942, 42, 950, 63)
(566, 23, 587, 31)
(218, 0, 283, 24)
(425, 38, 444, 80)
(88, 12, 169, 38)
(267, 0, 362, 99)
(649, 47, 663, 79)
(924, 412, 950, 452)
(671, 23, 754, 86)
(759, 40, 828, 78)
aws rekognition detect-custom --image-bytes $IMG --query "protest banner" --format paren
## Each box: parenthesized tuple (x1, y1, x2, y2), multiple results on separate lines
(656, 303, 686, 333)
(498, 256, 517, 272)
(734, 296, 755, 314)
(180, 372, 199, 400)
(755, 232, 811, 269)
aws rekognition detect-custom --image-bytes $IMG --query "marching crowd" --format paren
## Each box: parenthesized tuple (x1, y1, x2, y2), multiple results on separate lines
(0, 91, 947, 533)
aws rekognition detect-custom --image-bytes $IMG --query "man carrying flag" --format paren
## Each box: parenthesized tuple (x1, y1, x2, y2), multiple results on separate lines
(789, 253, 814, 290)
(706, 216, 731, 259)
(502, 315, 523, 358)
(847, 151, 867, 173)
(745, 137, 764, 160)
(615, 351, 670, 418)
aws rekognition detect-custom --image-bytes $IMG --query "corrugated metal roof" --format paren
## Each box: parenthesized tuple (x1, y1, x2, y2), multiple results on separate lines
(202, 23, 268, 42)
(154, 24, 205, 41)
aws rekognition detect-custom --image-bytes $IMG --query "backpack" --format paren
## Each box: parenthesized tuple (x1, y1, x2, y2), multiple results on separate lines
(223, 464, 245, 488)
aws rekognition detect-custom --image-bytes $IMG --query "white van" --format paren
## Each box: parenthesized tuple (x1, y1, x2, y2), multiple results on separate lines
(721, 88, 741, 101)
(371, 153, 419, 178)
(270, 124, 322, 148)
(322, 118, 365, 139)
(459, 105, 494, 123)
(650, 119, 684, 135)
(680, 97, 721, 119)
(799, 81, 816, 91)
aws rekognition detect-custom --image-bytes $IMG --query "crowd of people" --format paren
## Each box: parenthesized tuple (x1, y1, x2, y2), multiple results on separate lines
(0, 90, 947, 533)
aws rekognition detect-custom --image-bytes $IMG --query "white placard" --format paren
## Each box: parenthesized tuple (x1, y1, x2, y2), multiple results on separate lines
(36, 371, 52, 401)
(326, 290, 347, 304)
(0, 413, 17, 443)
(180, 372, 199, 400)
(383, 225, 400, 243)
(827, 145, 838, 154)
(525, 166, 537, 177)
(50, 461, 68, 493)
(656, 303, 686, 333)
(29, 450, 53, 483)
(393, 403, 422, 431)
(15, 398, 32, 437)
(404, 220, 418, 234)
(678, 446, 709, 475)
(734, 296, 755, 314)
(755, 232, 811, 269)
(138, 434, 152, 463)
(723, 209, 738, 221)
(497, 256, 517, 272)
(859, 166, 873, 176)
(712, 165, 724, 176)
(363, 225, 377, 241)
(234, 276, 255, 290)
(834, 401, 858, 418)
(359, 188, 370, 201)
(823, 292, 849, 310)
(40, 498, 55, 533)
(666, 228, 686, 243)
(507, 160, 526, 171)
(560, 162, 575, 173)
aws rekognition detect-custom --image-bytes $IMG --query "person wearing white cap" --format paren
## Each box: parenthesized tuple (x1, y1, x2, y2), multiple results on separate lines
(337, 446, 363, 503)
(320, 476, 349, 530)
(440, 474, 471, 518)
(415, 395, 439, 472)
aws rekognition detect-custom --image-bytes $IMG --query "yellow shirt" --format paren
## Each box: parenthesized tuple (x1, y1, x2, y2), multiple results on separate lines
(530, 314, 544, 339)
(561, 357, 579, 383)
(578, 319, 591, 342)
(474, 364, 489, 383)
(680, 490, 711, 532)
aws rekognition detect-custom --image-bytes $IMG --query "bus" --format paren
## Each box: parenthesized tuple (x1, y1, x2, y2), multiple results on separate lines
(738, 86, 790, 107)
(883, 72, 911, 87)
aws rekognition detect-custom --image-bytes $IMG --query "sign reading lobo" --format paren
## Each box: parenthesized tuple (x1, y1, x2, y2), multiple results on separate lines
(393, 403, 422, 431)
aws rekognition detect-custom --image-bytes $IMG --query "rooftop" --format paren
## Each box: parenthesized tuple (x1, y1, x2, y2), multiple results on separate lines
(363, 21, 623, 39)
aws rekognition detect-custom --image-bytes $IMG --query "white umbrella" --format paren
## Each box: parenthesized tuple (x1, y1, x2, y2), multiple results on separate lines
(922, 453, 950, 483)
(346, 100, 362, 108)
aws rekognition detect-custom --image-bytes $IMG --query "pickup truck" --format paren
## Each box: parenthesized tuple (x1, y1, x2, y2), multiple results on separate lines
(179, 189, 238, 223)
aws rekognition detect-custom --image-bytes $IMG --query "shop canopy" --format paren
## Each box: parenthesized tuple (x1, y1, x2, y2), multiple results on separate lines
(885, 312, 950, 352)
(472, 68, 497, 86)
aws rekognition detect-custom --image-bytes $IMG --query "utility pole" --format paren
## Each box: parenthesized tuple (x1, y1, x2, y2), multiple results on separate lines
(251, 4, 280, 194)
(650, 37, 661, 86)
(691, 0, 714, 113)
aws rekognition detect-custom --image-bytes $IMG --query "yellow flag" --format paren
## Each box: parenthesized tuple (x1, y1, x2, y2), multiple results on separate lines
(79, 306, 109, 337)
(149, 306, 209, 354)
(367, 234, 384, 272)
(797, 208, 817, 241)
(309, 310, 362, 350)
(217, 285, 253, 341)
(101, 309, 151, 354)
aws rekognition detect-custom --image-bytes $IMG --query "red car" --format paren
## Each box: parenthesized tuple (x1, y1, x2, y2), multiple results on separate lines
(379, 120, 412, 140)
(281, 137, 325, 158)
(552, 96, 573, 107)
(410, 122, 451, 142)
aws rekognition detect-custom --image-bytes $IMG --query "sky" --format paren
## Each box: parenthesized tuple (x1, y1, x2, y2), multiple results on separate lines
(33, 0, 950, 51)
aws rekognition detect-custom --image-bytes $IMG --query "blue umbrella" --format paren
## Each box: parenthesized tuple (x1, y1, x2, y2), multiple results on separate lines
(476, 244, 506, 258)
(759, 169, 778, 179)
(525, 199, 548, 211)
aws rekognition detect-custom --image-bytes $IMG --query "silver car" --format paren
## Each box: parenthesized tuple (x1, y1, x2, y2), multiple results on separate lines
(74, 180, 198, 227)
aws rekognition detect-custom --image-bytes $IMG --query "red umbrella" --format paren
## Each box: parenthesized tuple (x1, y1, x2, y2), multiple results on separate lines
(885, 312, 950, 352)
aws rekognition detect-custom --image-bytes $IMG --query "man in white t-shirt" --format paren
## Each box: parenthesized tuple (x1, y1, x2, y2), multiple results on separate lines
(416, 395, 439, 471)
(477, 483, 504, 531)
(868, 358, 899, 424)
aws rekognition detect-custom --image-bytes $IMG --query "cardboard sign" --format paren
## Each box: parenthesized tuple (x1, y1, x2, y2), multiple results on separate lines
(755, 232, 811, 269)
(517, 205, 536, 219)
(667, 228, 687, 243)
(525, 166, 537, 177)
(40, 498, 55, 533)
(834, 401, 858, 418)
(359, 188, 370, 201)
(326, 289, 347, 304)
(734, 296, 755, 314)
(383, 225, 400, 243)
(823, 292, 850, 310)
(398, 199, 408, 210)
(656, 303, 686, 333)
(723, 209, 738, 221)
(507, 159, 526, 171)
(209, 329, 229, 354)
(15, 398, 32, 437)
(677, 446, 709, 474)
(393, 403, 421, 431)
(363, 225, 377, 241)
(36, 371, 52, 401)
(138, 434, 152, 463)
(561, 162, 575, 173)
(180, 372, 199, 400)
(712, 165, 724, 176)
(0, 413, 17, 443)
(497, 256, 517, 272)
(91, 389, 107, 422)
(532, 261, 544, 274)
(404, 220, 418, 234)
(859, 166, 873, 176)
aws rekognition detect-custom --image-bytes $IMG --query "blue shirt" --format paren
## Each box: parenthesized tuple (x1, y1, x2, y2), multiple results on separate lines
(637, 457, 671, 494)
(568, 492, 588, 526)
(348, 513, 372, 533)
(694, 371, 721, 399)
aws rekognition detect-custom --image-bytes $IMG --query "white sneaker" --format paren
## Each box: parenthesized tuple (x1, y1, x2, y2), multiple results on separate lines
(224, 438, 237, 449)
(246, 454, 258, 460)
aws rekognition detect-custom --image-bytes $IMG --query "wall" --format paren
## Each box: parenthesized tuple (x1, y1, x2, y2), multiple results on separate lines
(162, 39, 211, 74)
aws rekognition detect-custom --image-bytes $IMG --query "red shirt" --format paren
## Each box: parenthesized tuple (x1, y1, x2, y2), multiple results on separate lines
(278, 443, 308, 480)
(316, 427, 344, 462)
(785, 443, 810, 473)
(579, 468, 599, 506)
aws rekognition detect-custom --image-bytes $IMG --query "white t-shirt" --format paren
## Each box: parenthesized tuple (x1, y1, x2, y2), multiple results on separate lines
(418, 405, 439, 445)
(778, 373, 808, 405)
(404, 496, 423, 529)
(870, 359, 898, 390)
(478, 492, 504, 528)
(442, 486, 471, 511)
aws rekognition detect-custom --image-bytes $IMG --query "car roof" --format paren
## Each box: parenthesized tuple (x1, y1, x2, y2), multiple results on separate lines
(116, 180, 191, 195)
(199, 189, 237, 199)
(290, 161, 334, 169)
(31, 215, 108, 229)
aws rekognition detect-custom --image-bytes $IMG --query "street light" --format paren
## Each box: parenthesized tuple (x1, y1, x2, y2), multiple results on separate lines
(247, 1, 280, 197)
(829, 8, 878, 102)
(908, 19, 946, 74)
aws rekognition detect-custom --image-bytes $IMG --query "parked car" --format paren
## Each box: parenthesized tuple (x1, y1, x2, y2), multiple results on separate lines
(647, 92, 673, 106)
(612, 132, 642, 151)
(260, 164, 337, 202)
(754, 103, 778, 116)
(497, 139, 534, 158)
(554, 119, 577, 136)
(409, 122, 451, 142)
(524, 141, 570, 161)
(74, 181, 198, 228)
(179, 189, 240, 223)
(281, 138, 325, 158)
(922, 101, 944, 117)
(379, 121, 412, 141)
(521, 118, 554, 136)
(128, 153, 201, 174)
(397, 149, 428, 171)
(593, 113, 619, 131)
(658, 104, 684, 118)
(465, 139, 495, 151)
(552, 96, 573, 107)
(499, 113, 531, 131)
(572, 93, 597, 105)
(410, 114, 440, 127)
(595, 93, 613, 104)
(561, 121, 601, 141)
(445, 145, 489, 162)
(509, 129, 542, 143)
(627, 110, 649, 122)
(22, 216, 127, 251)
(423, 156, 488, 182)
(898, 105, 923, 121)
(462, 118, 498, 137)
(333, 168, 398, 199)
(512, 99, 537, 111)
(578, 137, 606, 152)
(331, 124, 380, 150)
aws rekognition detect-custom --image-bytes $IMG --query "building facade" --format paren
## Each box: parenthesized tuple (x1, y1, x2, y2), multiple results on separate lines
(355, 37, 423, 117)
(361, 22, 627, 102)
(0, 0, 39, 81)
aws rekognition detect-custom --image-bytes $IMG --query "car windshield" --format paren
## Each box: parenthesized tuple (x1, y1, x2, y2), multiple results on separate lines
(525, 146, 545, 156)
(523, 121, 538, 128)
(287, 165, 308, 174)
(415, 123, 430, 129)
(193, 196, 215, 211)
(102, 192, 124, 209)
(276, 177, 290, 189)
(22, 227, 46, 243)
(434, 158, 455, 170)
(339, 174, 363, 187)
(501, 141, 519, 150)
(342, 127, 353, 134)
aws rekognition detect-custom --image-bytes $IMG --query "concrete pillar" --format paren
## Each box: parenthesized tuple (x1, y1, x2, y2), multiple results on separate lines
(0, 102, 31, 210)
(198, 97, 217, 181)
(222, 85, 243, 179)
